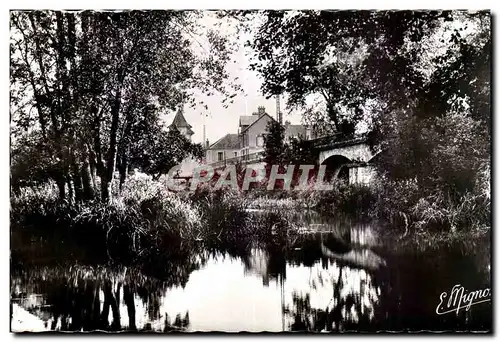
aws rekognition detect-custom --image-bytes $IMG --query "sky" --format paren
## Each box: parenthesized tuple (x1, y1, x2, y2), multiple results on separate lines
(163, 13, 303, 146)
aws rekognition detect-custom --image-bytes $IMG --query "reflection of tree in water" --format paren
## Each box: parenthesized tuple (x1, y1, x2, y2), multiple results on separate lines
(281, 235, 491, 332)
(11, 250, 203, 332)
(242, 246, 286, 286)
(282, 262, 381, 332)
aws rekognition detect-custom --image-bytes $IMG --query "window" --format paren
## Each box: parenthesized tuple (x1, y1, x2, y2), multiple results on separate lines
(234, 152, 238, 157)
(217, 152, 224, 161)
(256, 135, 264, 147)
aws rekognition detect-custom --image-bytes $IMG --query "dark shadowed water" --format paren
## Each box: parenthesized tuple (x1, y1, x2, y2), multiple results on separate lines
(11, 211, 491, 333)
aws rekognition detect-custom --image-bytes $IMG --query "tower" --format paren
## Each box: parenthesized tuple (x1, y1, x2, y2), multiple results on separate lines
(168, 106, 194, 141)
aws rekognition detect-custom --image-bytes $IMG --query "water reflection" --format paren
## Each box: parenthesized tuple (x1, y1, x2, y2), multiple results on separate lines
(11, 212, 491, 333)
(11, 265, 193, 332)
(12, 248, 382, 332)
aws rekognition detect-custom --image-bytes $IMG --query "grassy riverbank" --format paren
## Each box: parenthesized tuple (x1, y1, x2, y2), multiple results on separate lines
(244, 177, 490, 236)
(11, 176, 300, 266)
(11, 170, 490, 268)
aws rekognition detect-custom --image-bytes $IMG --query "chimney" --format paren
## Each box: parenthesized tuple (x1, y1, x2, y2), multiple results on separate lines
(276, 94, 282, 125)
(257, 106, 266, 117)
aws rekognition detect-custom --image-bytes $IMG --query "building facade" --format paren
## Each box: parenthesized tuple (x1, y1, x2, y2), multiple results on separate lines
(205, 133, 240, 164)
(239, 106, 275, 160)
(205, 105, 313, 167)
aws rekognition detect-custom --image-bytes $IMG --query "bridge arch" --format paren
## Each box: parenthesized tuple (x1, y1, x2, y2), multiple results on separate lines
(318, 143, 373, 165)
(321, 154, 351, 183)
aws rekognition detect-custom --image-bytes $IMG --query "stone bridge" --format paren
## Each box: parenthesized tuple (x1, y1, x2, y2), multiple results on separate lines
(311, 134, 378, 184)
(203, 133, 379, 185)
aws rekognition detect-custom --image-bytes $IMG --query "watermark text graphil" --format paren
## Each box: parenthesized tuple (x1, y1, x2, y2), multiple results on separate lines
(167, 164, 337, 192)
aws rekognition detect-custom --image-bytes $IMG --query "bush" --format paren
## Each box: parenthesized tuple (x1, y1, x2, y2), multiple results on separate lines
(410, 191, 490, 233)
(10, 181, 74, 235)
(371, 172, 490, 234)
(11, 176, 205, 262)
(247, 210, 297, 246)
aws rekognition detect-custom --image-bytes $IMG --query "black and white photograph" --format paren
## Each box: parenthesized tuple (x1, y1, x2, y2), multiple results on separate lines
(9, 8, 491, 333)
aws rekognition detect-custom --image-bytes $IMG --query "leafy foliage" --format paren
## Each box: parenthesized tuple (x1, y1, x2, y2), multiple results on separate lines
(238, 10, 491, 231)
(10, 10, 237, 202)
(263, 120, 286, 167)
(244, 11, 454, 133)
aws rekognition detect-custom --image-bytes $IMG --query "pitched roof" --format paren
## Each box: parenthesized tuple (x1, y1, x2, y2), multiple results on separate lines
(240, 113, 276, 134)
(239, 115, 258, 127)
(169, 108, 192, 129)
(208, 133, 239, 150)
(208, 133, 239, 149)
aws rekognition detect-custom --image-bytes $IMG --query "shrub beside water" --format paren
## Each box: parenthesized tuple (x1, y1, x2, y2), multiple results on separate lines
(187, 184, 249, 244)
(371, 174, 490, 234)
(11, 177, 205, 262)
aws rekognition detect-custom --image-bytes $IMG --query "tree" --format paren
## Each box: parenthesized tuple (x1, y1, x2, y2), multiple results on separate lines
(374, 11, 491, 196)
(282, 137, 316, 166)
(263, 120, 286, 168)
(129, 126, 203, 181)
(245, 10, 452, 135)
(10, 10, 237, 202)
(245, 10, 490, 228)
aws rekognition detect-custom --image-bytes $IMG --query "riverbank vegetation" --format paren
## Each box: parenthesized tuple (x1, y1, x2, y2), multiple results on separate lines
(11, 175, 306, 266)
(251, 10, 491, 235)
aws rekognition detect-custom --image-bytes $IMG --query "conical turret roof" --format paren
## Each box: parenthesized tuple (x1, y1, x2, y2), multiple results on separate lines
(169, 107, 193, 130)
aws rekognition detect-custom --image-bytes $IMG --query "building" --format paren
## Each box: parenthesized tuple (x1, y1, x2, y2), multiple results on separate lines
(239, 106, 275, 160)
(205, 133, 240, 164)
(166, 105, 200, 179)
(238, 107, 314, 160)
(168, 107, 194, 141)
(205, 105, 314, 167)
(283, 120, 312, 142)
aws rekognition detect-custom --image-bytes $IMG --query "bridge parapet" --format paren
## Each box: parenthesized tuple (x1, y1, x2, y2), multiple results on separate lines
(316, 133, 373, 165)
(309, 133, 369, 151)
(208, 151, 265, 169)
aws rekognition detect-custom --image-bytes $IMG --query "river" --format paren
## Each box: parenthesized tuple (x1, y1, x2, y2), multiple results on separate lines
(10, 211, 491, 332)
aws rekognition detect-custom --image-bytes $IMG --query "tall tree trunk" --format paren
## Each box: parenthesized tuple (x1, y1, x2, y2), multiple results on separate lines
(81, 146, 95, 200)
(56, 176, 66, 200)
(327, 102, 340, 133)
(72, 162, 83, 202)
(27, 13, 67, 200)
(100, 177, 111, 203)
(88, 147, 98, 193)
(101, 87, 122, 202)
(70, 150, 84, 202)
(118, 153, 128, 192)
(67, 172, 75, 204)
(55, 12, 73, 203)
